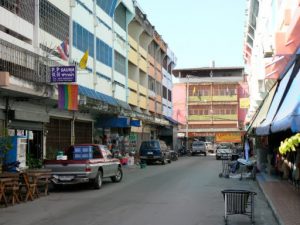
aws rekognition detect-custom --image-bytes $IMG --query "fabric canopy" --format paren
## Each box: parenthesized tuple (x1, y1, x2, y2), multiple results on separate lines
(256, 62, 295, 135)
(248, 83, 277, 132)
(78, 85, 118, 106)
(271, 62, 300, 133)
(164, 116, 179, 125)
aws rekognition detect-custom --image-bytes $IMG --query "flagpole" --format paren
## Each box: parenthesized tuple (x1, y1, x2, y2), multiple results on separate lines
(69, 0, 75, 65)
(69, 0, 75, 145)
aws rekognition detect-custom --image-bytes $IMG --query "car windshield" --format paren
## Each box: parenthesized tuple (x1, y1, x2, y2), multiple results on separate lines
(140, 141, 159, 149)
(192, 142, 204, 146)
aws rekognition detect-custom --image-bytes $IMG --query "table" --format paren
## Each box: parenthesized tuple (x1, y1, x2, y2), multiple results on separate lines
(0, 178, 13, 207)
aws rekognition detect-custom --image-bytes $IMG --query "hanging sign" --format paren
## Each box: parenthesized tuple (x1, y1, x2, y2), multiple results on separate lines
(50, 66, 76, 83)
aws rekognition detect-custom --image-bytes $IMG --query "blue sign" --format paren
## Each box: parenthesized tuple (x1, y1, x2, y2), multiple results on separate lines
(50, 66, 76, 83)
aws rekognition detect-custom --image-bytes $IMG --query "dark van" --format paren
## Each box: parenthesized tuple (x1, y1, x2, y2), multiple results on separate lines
(139, 140, 171, 165)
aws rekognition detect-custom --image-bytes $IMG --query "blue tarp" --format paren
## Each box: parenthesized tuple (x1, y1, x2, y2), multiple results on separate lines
(271, 64, 300, 133)
(256, 62, 295, 135)
(78, 85, 118, 106)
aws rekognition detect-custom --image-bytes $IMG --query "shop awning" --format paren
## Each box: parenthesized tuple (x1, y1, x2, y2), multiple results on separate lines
(256, 62, 295, 135)
(116, 99, 132, 111)
(97, 116, 130, 128)
(130, 119, 141, 127)
(248, 83, 277, 133)
(164, 116, 179, 125)
(78, 85, 118, 107)
(271, 62, 300, 133)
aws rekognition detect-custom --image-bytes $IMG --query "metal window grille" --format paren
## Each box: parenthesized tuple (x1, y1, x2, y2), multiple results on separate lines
(0, 0, 34, 24)
(0, 39, 60, 83)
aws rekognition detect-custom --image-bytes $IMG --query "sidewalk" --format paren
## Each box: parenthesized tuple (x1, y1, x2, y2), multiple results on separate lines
(256, 172, 300, 225)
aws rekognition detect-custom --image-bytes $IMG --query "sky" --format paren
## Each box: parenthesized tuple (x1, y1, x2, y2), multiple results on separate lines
(136, 0, 246, 69)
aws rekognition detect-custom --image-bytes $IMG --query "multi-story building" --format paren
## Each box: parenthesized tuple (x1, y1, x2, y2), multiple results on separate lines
(127, 4, 177, 147)
(0, 0, 176, 167)
(173, 66, 248, 148)
(244, 0, 300, 172)
(244, 0, 300, 123)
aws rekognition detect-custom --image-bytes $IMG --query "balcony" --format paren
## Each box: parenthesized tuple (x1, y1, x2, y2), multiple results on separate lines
(0, 39, 59, 84)
(188, 114, 238, 121)
(189, 95, 238, 102)
(128, 90, 138, 106)
(139, 57, 147, 73)
(139, 95, 147, 109)
(139, 85, 147, 96)
(128, 79, 138, 91)
(128, 48, 138, 65)
(128, 36, 138, 50)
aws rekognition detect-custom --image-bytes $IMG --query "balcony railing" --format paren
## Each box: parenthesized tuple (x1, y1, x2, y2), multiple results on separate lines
(189, 95, 238, 102)
(0, 39, 60, 83)
(188, 114, 238, 121)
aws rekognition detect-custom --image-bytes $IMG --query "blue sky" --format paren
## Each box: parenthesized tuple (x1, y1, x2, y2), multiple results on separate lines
(136, 0, 246, 69)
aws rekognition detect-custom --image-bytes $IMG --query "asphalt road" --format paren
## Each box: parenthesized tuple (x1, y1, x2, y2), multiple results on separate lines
(0, 156, 278, 225)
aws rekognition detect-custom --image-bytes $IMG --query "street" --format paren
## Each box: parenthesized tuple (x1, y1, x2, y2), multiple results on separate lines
(0, 156, 277, 225)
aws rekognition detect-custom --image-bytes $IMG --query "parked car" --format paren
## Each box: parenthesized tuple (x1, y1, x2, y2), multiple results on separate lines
(191, 141, 207, 156)
(139, 140, 171, 165)
(44, 144, 123, 189)
(216, 143, 235, 160)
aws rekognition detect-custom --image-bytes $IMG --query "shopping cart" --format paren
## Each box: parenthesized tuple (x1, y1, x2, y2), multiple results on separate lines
(219, 153, 231, 178)
(221, 189, 257, 225)
(237, 159, 257, 180)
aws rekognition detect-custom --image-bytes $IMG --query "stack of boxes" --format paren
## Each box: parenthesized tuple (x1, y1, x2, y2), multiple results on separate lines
(73, 146, 93, 160)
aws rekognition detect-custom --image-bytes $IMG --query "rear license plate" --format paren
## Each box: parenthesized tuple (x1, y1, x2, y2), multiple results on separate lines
(59, 176, 74, 181)
(147, 152, 153, 155)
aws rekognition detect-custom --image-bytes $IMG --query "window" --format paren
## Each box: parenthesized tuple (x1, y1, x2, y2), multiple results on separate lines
(96, 0, 118, 17)
(1, 0, 35, 24)
(168, 90, 172, 101)
(93, 146, 102, 158)
(114, 3, 126, 30)
(148, 77, 155, 92)
(40, 0, 69, 40)
(114, 51, 126, 75)
(163, 86, 167, 99)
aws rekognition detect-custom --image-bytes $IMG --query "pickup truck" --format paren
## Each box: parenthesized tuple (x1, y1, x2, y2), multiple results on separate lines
(44, 144, 123, 189)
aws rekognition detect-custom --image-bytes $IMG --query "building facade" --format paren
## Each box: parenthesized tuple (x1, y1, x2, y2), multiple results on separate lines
(0, 0, 177, 167)
(173, 67, 247, 148)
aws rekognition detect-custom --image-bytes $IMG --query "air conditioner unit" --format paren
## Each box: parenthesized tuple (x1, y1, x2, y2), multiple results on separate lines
(78, 95, 87, 105)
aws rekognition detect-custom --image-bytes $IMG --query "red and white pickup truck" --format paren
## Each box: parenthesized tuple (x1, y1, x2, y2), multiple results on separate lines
(44, 144, 123, 189)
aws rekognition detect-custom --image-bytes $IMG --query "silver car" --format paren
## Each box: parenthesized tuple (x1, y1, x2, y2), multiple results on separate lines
(191, 141, 207, 156)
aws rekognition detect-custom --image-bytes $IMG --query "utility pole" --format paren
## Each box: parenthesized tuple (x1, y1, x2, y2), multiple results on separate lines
(185, 75, 189, 149)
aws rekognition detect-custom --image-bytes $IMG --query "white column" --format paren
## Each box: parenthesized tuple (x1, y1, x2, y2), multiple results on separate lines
(33, 0, 39, 55)
(93, 0, 98, 89)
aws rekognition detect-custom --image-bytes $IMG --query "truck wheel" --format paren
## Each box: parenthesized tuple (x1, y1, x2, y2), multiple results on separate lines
(94, 171, 103, 189)
(111, 167, 123, 183)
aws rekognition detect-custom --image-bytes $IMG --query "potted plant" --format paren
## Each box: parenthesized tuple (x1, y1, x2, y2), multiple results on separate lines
(0, 129, 13, 173)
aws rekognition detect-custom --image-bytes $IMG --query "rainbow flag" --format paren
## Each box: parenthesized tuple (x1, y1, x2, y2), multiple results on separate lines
(58, 84, 78, 110)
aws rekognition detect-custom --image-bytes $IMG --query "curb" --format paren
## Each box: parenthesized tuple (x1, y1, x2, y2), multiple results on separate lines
(256, 175, 284, 225)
